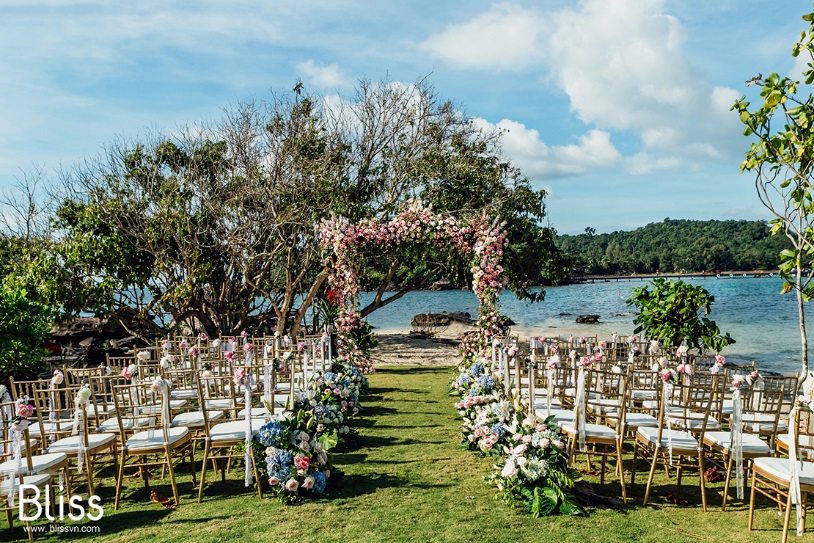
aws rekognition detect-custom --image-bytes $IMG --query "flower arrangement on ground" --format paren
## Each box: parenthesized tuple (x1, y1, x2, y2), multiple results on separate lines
(252, 357, 368, 502)
(485, 404, 584, 517)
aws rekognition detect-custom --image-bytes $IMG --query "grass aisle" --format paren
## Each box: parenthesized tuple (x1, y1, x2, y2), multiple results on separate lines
(14, 366, 787, 542)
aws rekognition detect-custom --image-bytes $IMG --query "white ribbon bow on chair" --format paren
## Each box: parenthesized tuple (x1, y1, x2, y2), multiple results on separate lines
(574, 367, 587, 451)
(788, 406, 804, 537)
(243, 347, 255, 488)
(731, 386, 744, 499)
(72, 386, 92, 474)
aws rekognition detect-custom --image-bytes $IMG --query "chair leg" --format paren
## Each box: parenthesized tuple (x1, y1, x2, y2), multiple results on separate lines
(85, 451, 95, 496)
(251, 453, 263, 499)
(699, 453, 707, 513)
(114, 451, 127, 510)
(165, 446, 180, 507)
(643, 446, 660, 506)
(748, 469, 757, 530)
(197, 441, 210, 503)
(721, 456, 733, 511)
(630, 441, 637, 486)
(188, 445, 197, 487)
(782, 490, 794, 543)
(616, 440, 627, 503)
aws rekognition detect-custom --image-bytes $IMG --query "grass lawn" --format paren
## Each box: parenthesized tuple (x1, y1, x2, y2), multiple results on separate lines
(4, 366, 792, 542)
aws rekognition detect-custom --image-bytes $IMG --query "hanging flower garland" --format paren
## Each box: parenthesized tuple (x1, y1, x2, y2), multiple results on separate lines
(319, 199, 509, 372)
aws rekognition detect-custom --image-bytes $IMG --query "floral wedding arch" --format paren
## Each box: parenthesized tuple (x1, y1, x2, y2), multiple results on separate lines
(319, 200, 509, 372)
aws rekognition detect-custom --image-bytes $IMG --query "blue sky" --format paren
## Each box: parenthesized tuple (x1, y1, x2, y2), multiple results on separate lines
(0, 0, 809, 234)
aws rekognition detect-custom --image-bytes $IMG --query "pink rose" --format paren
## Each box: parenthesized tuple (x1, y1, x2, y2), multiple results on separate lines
(294, 455, 310, 470)
(284, 478, 299, 492)
(17, 404, 33, 418)
(269, 476, 280, 486)
(233, 368, 246, 386)
(301, 476, 315, 490)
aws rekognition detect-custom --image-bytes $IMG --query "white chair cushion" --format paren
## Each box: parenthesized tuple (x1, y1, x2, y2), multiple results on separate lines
(588, 399, 621, 416)
(535, 408, 575, 425)
(136, 400, 187, 415)
(533, 398, 562, 410)
(204, 398, 244, 410)
(85, 404, 116, 417)
(171, 410, 224, 427)
(753, 457, 814, 486)
(737, 413, 787, 433)
(561, 422, 617, 440)
(125, 427, 189, 451)
(28, 421, 75, 438)
(170, 389, 198, 400)
(673, 413, 721, 431)
(721, 398, 734, 415)
(777, 433, 814, 452)
(636, 426, 699, 453)
(208, 420, 266, 442)
(0, 473, 51, 496)
(703, 431, 772, 455)
(97, 416, 155, 433)
(631, 389, 657, 401)
(0, 452, 67, 475)
(607, 412, 659, 429)
(47, 433, 116, 453)
(237, 406, 281, 418)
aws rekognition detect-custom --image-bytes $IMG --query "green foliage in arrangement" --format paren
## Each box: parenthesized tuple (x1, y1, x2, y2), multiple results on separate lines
(556, 219, 789, 275)
(0, 287, 53, 380)
(732, 3, 814, 373)
(626, 278, 735, 352)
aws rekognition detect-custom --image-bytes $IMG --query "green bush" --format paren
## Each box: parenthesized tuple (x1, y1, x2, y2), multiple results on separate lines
(0, 287, 53, 381)
(627, 278, 735, 352)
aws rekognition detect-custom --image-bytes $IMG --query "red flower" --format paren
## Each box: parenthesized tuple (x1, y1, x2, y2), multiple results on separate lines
(326, 289, 338, 303)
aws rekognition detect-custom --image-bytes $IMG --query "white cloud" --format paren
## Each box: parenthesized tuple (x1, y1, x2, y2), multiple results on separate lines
(295, 60, 351, 89)
(419, 3, 545, 70)
(423, 0, 745, 176)
(474, 118, 621, 178)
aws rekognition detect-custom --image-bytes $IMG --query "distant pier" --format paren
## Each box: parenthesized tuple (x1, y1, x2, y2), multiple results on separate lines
(574, 270, 779, 283)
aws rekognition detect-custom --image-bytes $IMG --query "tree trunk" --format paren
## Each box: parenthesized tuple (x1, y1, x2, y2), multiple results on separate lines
(797, 262, 809, 376)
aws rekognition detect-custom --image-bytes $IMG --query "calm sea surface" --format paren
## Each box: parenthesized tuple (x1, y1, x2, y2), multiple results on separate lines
(359, 276, 810, 374)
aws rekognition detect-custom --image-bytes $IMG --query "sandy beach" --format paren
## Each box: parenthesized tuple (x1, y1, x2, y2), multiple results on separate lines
(372, 321, 626, 369)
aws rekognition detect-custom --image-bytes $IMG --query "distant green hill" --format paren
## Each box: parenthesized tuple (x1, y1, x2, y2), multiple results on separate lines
(556, 219, 791, 275)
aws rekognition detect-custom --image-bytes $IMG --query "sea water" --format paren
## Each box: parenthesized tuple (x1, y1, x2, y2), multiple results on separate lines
(358, 276, 811, 374)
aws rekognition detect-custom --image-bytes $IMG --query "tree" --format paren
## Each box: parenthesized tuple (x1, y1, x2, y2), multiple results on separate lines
(626, 278, 734, 352)
(10, 78, 569, 338)
(732, 6, 814, 374)
(0, 287, 53, 380)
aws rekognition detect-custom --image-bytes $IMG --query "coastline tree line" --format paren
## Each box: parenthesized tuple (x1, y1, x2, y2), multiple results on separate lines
(556, 218, 790, 276)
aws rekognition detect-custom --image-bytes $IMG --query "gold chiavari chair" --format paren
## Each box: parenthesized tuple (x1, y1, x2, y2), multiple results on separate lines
(32, 385, 117, 496)
(110, 380, 196, 509)
(633, 373, 719, 510)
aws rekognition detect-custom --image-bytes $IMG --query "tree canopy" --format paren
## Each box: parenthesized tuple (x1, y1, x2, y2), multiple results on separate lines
(556, 218, 788, 275)
(1, 79, 569, 338)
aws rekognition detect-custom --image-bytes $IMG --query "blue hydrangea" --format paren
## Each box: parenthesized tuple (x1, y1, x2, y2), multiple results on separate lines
(265, 448, 293, 482)
(477, 375, 495, 390)
(457, 373, 472, 386)
(256, 421, 286, 447)
(467, 389, 478, 397)
(314, 405, 326, 418)
(312, 470, 327, 494)
(469, 363, 484, 377)
(323, 371, 338, 383)
(491, 422, 508, 438)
